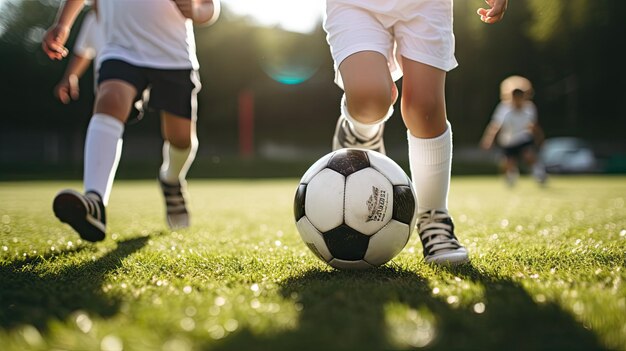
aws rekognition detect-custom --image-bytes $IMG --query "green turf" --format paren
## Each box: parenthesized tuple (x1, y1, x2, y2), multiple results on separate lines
(1, 176, 625, 350)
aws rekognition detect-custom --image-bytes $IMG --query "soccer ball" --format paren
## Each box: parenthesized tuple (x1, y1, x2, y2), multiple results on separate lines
(293, 148, 418, 270)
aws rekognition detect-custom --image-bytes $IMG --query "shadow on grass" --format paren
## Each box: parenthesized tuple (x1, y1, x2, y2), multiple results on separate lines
(0, 236, 149, 331)
(213, 263, 606, 351)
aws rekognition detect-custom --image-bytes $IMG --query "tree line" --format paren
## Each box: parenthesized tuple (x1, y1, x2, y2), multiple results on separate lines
(0, 0, 624, 160)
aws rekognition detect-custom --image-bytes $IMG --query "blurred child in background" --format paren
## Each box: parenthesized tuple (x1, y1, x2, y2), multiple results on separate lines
(480, 75, 547, 187)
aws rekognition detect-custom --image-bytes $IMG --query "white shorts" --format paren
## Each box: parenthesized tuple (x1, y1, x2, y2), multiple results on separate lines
(323, 0, 458, 89)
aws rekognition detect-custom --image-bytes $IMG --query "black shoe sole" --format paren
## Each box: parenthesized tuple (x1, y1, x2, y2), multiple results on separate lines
(53, 191, 105, 242)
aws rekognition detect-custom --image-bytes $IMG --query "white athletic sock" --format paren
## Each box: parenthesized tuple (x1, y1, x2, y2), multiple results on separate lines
(341, 94, 392, 139)
(408, 122, 452, 214)
(83, 113, 124, 206)
(159, 138, 198, 184)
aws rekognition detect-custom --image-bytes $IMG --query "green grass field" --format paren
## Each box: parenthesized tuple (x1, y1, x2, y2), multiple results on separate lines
(1, 176, 625, 351)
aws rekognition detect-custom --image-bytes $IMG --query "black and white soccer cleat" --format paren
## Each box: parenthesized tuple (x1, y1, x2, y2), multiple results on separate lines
(53, 189, 106, 242)
(417, 210, 469, 265)
(158, 175, 190, 230)
(332, 115, 386, 154)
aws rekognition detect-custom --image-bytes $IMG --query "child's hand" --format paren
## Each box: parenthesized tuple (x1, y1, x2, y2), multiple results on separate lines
(42, 25, 70, 60)
(477, 0, 508, 24)
(54, 74, 80, 104)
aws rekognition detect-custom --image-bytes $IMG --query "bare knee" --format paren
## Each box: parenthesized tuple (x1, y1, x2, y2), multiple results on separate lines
(401, 90, 447, 137)
(94, 81, 137, 122)
(401, 91, 441, 121)
(345, 85, 393, 123)
(399, 59, 448, 136)
(164, 127, 194, 149)
(340, 51, 395, 123)
(168, 135, 192, 149)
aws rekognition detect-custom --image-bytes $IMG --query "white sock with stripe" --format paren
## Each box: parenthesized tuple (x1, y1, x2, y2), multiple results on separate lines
(83, 113, 124, 206)
(159, 138, 198, 184)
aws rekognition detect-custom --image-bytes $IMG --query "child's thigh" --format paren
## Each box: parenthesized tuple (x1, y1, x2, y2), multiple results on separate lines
(325, 3, 398, 89)
(339, 51, 393, 96)
(148, 70, 199, 120)
(400, 58, 446, 102)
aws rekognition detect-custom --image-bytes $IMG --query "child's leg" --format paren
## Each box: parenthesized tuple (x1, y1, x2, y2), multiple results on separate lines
(522, 147, 547, 185)
(158, 112, 196, 229)
(53, 79, 136, 241)
(340, 51, 397, 130)
(151, 69, 201, 229)
(85, 80, 137, 205)
(401, 57, 468, 265)
(504, 156, 519, 187)
(401, 58, 450, 213)
(332, 52, 396, 153)
(153, 68, 200, 185)
(323, 1, 399, 153)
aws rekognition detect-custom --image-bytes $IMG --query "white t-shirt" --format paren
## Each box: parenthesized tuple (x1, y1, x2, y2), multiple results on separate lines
(73, 11, 102, 62)
(491, 101, 538, 147)
(73, 11, 104, 76)
(97, 0, 199, 70)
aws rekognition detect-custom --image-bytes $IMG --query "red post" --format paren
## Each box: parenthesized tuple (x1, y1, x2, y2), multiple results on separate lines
(238, 89, 254, 158)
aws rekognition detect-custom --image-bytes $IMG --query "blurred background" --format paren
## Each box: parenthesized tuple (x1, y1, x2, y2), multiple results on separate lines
(0, 0, 625, 179)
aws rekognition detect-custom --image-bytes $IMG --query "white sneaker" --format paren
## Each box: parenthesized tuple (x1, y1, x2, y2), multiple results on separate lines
(158, 176, 190, 230)
(332, 115, 386, 154)
(417, 210, 469, 265)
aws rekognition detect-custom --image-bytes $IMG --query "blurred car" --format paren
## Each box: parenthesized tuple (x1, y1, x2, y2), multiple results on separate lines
(539, 137, 599, 173)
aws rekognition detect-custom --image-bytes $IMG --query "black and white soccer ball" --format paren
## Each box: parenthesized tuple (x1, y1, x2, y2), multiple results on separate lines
(294, 148, 418, 270)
